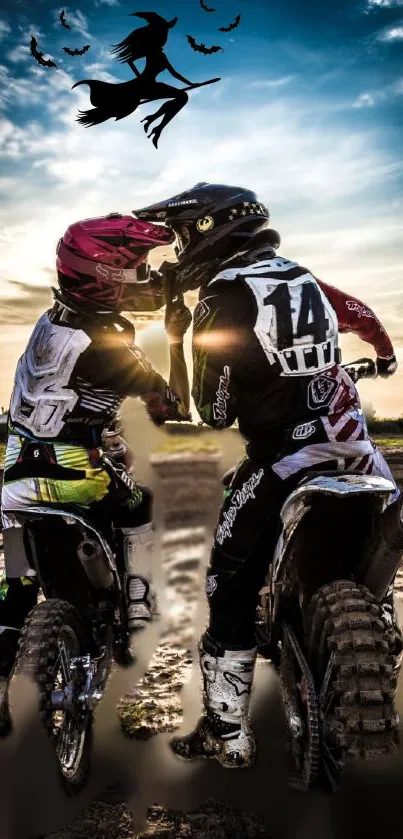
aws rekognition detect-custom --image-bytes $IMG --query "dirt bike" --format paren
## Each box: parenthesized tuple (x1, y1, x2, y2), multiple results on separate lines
(223, 359, 403, 791)
(0, 441, 135, 796)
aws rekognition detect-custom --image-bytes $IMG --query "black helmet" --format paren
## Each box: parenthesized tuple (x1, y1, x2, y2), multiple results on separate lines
(133, 182, 275, 291)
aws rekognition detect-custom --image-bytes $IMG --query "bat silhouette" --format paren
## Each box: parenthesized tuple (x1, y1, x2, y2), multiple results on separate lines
(219, 14, 242, 33)
(186, 35, 223, 54)
(63, 45, 91, 56)
(59, 10, 71, 30)
(200, 0, 216, 11)
(30, 36, 57, 69)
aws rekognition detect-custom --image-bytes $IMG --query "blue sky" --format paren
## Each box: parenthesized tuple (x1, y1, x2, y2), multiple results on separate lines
(0, 0, 402, 413)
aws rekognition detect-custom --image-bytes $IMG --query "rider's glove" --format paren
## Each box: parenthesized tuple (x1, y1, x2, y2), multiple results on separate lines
(376, 355, 397, 378)
(141, 386, 191, 426)
(165, 296, 192, 343)
(147, 270, 165, 309)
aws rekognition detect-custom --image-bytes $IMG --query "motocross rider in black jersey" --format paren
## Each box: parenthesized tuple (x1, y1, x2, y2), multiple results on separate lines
(134, 182, 401, 769)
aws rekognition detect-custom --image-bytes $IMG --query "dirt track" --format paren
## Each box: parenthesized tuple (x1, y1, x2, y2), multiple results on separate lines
(37, 524, 269, 839)
(1, 445, 403, 838)
(0, 525, 269, 838)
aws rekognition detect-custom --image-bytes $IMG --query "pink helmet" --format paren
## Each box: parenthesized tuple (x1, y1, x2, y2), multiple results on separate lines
(56, 213, 175, 312)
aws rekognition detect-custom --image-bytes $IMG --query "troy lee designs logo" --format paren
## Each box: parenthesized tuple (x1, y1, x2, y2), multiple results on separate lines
(213, 365, 231, 427)
(307, 374, 338, 410)
(292, 422, 316, 441)
(346, 300, 374, 319)
(216, 469, 264, 545)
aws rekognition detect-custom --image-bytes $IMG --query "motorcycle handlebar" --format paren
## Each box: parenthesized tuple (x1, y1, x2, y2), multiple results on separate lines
(342, 358, 377, 383)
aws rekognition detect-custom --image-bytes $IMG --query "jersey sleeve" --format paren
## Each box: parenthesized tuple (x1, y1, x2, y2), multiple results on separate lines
(316, 279, 395, 359)
(77, 340, 168, 398)
(192, 281, 250, 428)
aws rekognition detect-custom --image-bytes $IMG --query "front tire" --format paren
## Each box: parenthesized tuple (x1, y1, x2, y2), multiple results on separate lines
(12, 599, 92, 795)
(305, 580, 400, 790)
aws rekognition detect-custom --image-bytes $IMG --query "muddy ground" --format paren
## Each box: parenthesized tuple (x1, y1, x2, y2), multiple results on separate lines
(0, 521, 271, 839)
(2, 445, 403, 838)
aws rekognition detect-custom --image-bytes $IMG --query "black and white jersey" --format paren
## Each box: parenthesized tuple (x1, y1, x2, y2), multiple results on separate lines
(9, 309, 166, 445)
(192, 255, 393, 458)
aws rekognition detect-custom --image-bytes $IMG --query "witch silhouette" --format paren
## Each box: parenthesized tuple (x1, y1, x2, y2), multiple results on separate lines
(72, 12, 220, 148)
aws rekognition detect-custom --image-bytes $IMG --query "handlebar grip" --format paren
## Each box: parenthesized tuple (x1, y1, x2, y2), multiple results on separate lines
(343, 358, 377, 382)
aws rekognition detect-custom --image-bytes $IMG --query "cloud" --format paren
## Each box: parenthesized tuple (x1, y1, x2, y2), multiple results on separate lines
(250, 76, 295, 89)
(67, 10, 91, 39)
(0, 177, 18, 191)
(0, 20, 11, 41)
(96, 0, 120, 5)
(0, 282, 53, 325)
(0, 96, 400, 294)
(379, 24, 403, 39)
(0, 67, 55, 115)
(0, 73, 399, 207)
(353, 92, 378, 107)
(6, 44, 30, 64)
(80, 62, 120, 84)
(367, 0, 403, 7)
(0, 64, 81, 119)
(352, 78, 403, 107)
(18, 20, 45, 41)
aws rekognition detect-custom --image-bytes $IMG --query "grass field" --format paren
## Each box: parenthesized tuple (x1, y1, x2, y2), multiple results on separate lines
(372, 437, 403, 449)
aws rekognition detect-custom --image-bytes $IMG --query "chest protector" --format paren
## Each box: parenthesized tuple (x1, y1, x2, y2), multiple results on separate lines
(10, 313, 91, 438)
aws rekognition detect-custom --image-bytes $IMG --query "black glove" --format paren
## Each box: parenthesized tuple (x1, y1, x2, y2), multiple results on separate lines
(376, 355, 397, 378)
(141, 386, 191, 426)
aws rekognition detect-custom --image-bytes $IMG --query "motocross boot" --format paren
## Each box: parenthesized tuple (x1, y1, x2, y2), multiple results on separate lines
(170, 632, 257, 768)
(121, 523, 159, 632)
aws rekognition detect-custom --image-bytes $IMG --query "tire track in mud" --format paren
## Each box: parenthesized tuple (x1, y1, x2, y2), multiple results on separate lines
(42, 524, 268, 838)
(0, 521, 268, 837)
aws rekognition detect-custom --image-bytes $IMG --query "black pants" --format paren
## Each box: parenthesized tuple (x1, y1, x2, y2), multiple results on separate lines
(205, 457, 299, 649)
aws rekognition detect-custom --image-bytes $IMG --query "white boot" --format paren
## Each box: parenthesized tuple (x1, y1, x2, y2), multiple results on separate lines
(170, 634, 257, 768)
(121, 524, 158, 632)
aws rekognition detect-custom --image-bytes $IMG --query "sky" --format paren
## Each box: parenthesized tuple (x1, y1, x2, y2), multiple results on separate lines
(0, 0, 402, 416)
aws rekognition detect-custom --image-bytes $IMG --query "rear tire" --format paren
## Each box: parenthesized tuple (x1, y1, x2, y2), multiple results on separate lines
(12, 599, 92, 796)
(305, 581, 400, 789)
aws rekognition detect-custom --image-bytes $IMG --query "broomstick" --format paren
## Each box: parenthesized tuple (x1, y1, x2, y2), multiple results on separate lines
(138, 76, 221, 103)
(181, 77, 220, 91)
